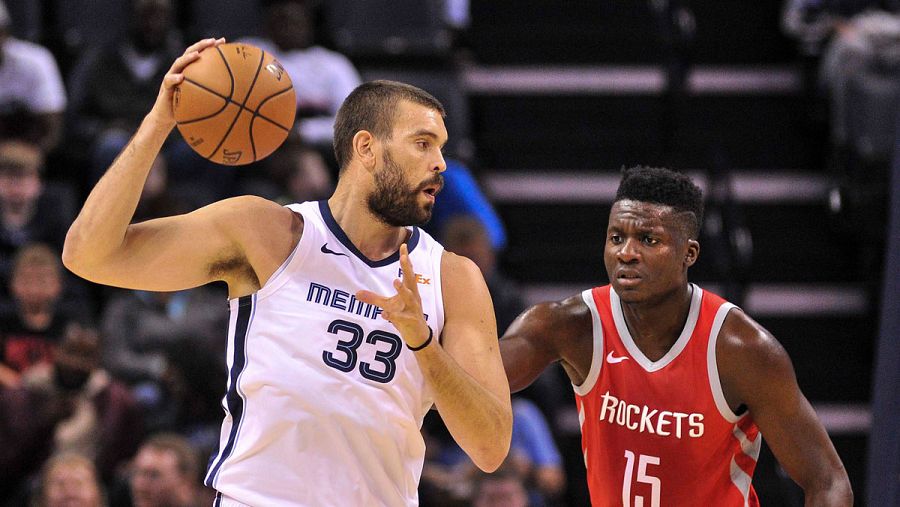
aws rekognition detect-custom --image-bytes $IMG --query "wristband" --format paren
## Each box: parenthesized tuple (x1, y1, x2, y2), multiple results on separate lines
(407, 326, 433, 352)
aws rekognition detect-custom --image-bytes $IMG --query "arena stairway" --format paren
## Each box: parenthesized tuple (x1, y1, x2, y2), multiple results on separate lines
(459, 1, 874, 504)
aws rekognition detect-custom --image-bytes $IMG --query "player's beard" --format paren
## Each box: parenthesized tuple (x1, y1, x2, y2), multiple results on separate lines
(368, 149, 442, 227)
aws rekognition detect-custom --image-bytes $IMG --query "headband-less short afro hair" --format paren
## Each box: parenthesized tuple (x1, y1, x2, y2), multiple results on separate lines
(614, 166, 704, 239)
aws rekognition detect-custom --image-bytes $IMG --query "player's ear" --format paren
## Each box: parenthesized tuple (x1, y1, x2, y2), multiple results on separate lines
(352, 130, 377, 172)
(685, 239, 699, 267)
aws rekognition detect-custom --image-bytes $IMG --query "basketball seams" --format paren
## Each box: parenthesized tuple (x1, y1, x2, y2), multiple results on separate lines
(178, 81, 292, 130)
(183, 77, 230, 101)
(251, 112, 291, 133)
(215, 46, 236, 101)
(249, 83, 295, 162)
(253, 86, 295, 131)
(177, 78, 230, 125)
(207, 48, 266, 163)
(174, 43, 295, 166)
(240, 51, 267, 162)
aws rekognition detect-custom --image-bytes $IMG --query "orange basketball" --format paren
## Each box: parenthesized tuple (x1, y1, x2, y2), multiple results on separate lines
(174, 42, 296, 166)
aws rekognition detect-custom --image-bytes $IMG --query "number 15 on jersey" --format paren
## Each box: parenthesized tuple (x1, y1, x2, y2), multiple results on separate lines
(623, 450, 661, 507)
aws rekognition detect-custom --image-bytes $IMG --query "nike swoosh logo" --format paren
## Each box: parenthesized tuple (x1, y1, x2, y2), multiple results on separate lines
(606, 351, 629, 364)
(321, 243, 348, 257)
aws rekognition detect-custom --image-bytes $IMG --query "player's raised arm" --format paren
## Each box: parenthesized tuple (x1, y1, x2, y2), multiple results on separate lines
(62, 39, 297, 296)
(717, 310, 853, 506)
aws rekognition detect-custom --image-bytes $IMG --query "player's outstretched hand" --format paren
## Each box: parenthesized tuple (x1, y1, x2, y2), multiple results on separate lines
(149, 37, 226, 130)
(356, 244, 432, 349)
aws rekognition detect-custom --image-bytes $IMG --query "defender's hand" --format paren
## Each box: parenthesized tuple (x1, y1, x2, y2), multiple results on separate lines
(149, 38, 225, 130)
(356, 244, 431, 349)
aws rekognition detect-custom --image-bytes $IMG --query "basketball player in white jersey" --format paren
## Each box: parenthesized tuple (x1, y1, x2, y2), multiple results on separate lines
(63, 38, 512, 506)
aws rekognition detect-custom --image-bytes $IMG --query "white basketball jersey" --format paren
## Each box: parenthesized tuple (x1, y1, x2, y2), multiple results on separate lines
(204, 200, 445, 506)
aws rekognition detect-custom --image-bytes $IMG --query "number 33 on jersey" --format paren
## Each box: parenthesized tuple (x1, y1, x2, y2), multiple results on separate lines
(205, 201, 445, 506)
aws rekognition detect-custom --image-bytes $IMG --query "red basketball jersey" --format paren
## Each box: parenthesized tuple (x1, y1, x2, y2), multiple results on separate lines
(574, 285, 761, 507)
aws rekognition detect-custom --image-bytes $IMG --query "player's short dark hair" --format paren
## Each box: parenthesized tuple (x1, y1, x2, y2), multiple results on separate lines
(614, 166, 704, 239)
(333, 80, 445, 171)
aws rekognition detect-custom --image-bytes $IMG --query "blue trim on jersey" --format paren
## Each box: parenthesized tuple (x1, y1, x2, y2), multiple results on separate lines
(318, 200, 421, 267)
(205, 295, 255, 488)
(213, 492, 222, 507)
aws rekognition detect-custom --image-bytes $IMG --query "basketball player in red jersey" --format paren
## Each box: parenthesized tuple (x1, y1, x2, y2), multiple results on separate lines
(499, 167, 852, 506)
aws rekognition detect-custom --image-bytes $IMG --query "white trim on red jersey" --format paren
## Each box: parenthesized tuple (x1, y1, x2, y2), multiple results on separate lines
(574, 289, 605, 397)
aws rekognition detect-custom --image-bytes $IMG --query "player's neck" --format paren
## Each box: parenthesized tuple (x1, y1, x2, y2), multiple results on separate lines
(326, 193, 409, 261)
(619, 284, 693, 356)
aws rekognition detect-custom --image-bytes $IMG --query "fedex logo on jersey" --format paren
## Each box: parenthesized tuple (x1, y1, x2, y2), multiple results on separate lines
(397, 268, 431, 285)
(598, 391, 704, 439)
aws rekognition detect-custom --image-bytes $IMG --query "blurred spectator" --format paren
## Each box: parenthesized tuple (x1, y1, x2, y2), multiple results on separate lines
(99, 287, 228, 395)
(239, 136, 334, 203)
(34, 452, 105, 507)
(21, 324, 143, 481)
(0, 243, 88, 388)
(148, 339, 227, 455)
(127, 433, 205, 507)
(133, 154, 176, 222)
(471, 461, 529, 507)
(817, 8, 900, 282)
(429, 159, 507, 251)
(0, 325, 141, 502)
(241, 0, 362, 148)
(820, 9, 900, 163)
(0, 0, 66, 151)
(440, 214, 521, 334)
(419, 411, 474, 506)
(66, 0, 185, 187)
(421, 398, 565, 507)
(508, 398, 566, 503)
(444, 0, 471, 31)
(0, 140, 76, 287)
(782, 0, 897, 54)
(0, 375, 74, 503)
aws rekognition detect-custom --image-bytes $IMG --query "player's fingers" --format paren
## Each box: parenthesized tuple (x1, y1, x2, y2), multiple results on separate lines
(394, 278, 422, 305)
(393, 278, 411, 298)
(399, 244, 418, 291)
(162, 73, 185, 90)
(355, 290, 392, 309)
(168, 51, 201, 75)
(184, 38, 218, 55)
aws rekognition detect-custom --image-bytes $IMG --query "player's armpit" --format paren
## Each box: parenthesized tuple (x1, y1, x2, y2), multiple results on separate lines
(717, 311, 853, 506)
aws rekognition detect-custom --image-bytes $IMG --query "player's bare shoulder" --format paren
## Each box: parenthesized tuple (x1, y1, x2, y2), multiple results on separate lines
(519, 295, 591, 341)
(717, 307, 788, 367)
(507, 293, 594, 378)
(439, 250, 494, 318)
(715, 307, 796, 408)
(440, 249, 483, 284)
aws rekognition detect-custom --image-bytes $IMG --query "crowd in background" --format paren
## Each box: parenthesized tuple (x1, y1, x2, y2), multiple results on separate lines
(1, 0, 898, 505)
(0, 1, 568, 505)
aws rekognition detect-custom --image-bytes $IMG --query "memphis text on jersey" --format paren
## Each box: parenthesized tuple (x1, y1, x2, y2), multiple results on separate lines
(307, 281, 429, 322)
